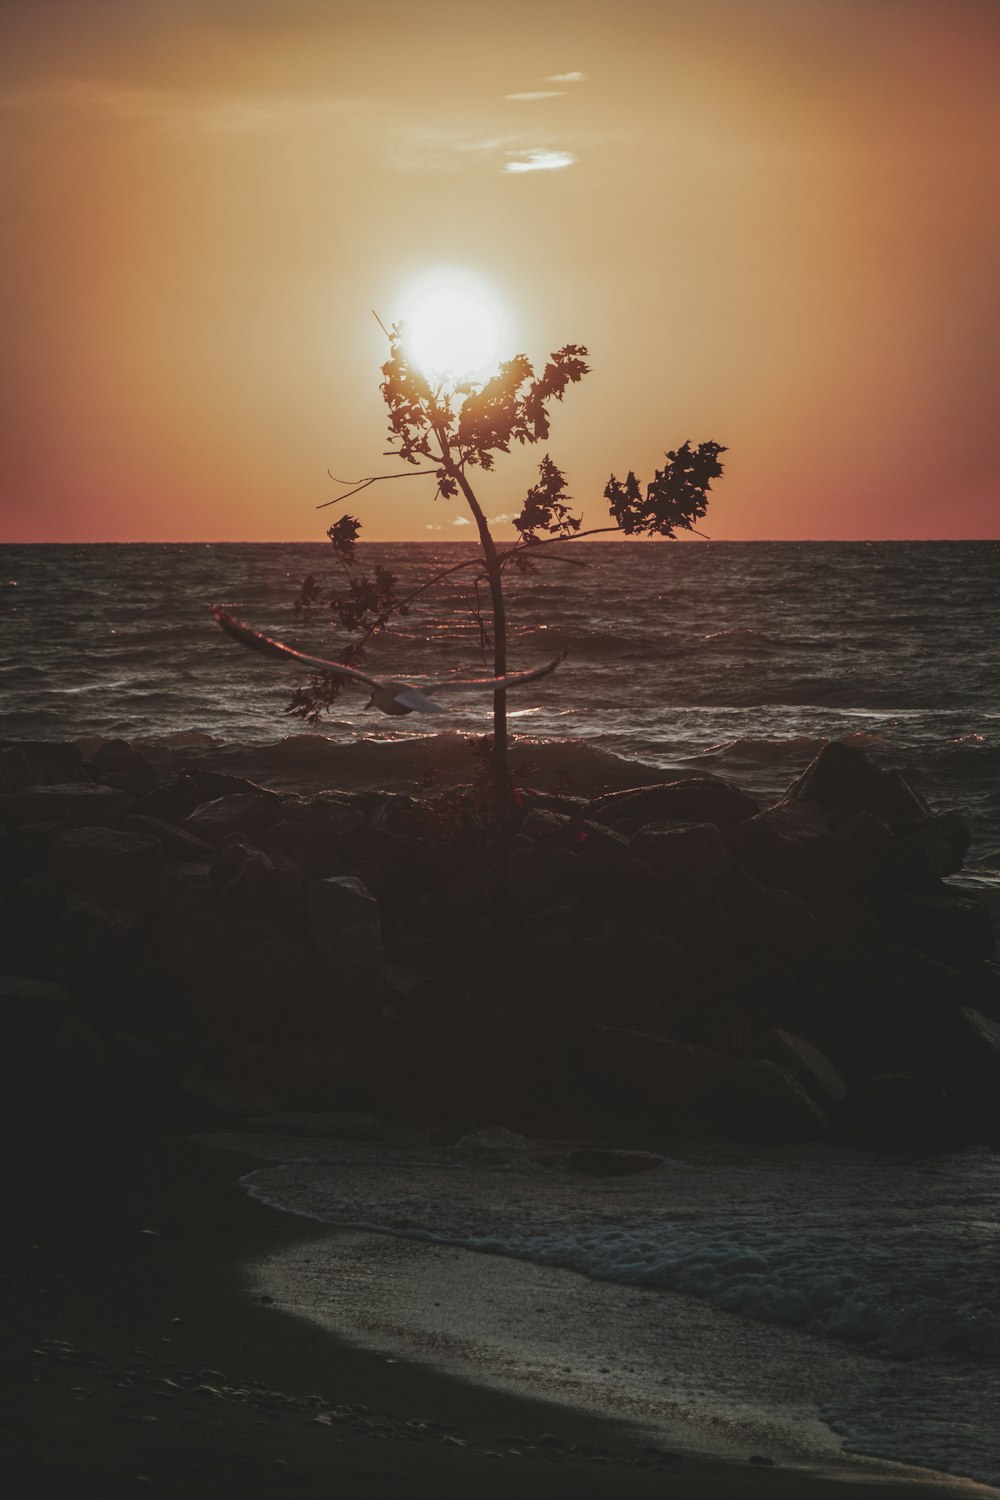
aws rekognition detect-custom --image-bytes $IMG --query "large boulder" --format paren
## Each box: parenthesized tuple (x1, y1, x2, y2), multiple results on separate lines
(184, 792, 285, 843)
(143, 864, 217, 919)
(85, 739, 157, 796)
(839, 1073, 968, 1152)
(309, 875, 385, 991)
(726, 801, 838, 889)
(45, 894, 139, 992)
(728, 884, 829, 963)
(126, 814, 211, 863)
(590, 778, 759, 834)
(0, 974, 74, 1047)
(144, 910, 312, 1042)
(785, 741, 929, 831)
(889, 812, 971, 886)
(0, 783, 131, 829)
(262, 819, 344, 878)
(44, 826, 162, 900)
(518, 808, 628, 856)
(629, 821, 732, 881)
(503, 842, 583, 911)
(873, 890, 995, 970)
(576, 1025, 827, 1141)
(223, 1038, 366, 1110)
(212, 842, 307, 938)
(0, 740, 88, 787)
(758, 1028, 848, 1111)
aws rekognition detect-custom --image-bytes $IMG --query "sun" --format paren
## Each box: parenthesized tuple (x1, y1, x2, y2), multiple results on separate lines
(401, 270, 504, 382)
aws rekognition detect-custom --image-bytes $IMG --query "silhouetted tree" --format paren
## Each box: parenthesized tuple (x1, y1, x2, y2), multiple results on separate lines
(289, 326, 726, 815)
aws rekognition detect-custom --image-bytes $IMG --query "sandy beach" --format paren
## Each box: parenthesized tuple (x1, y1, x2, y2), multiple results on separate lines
(3, 1106, 996, 1499)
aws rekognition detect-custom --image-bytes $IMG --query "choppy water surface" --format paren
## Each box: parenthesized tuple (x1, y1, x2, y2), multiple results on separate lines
(2, 540, 999, 863)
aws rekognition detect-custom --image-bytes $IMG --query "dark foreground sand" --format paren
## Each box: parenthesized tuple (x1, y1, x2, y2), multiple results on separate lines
(2, 1112, 993, 1500)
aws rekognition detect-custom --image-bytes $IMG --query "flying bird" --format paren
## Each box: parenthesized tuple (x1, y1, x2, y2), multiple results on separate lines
(209, 607, 565, 717)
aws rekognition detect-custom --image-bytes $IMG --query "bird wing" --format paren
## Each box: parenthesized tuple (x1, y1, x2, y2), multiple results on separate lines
(209, 607, 377, 687)
(425, 651, 567, 694)
(390, 687, 451, 714)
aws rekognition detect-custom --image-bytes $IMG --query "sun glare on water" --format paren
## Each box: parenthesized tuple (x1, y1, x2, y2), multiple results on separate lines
(402, 271, 505, 382)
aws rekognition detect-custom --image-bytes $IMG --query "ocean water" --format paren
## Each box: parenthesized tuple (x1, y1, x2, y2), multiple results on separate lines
(2, 540, 999, 866)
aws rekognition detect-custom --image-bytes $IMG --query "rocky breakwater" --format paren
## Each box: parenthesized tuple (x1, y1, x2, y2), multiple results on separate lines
(1, 735, 997, 1153)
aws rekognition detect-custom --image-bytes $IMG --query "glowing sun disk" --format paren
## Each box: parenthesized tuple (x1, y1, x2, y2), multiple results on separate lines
(403, 277, 503, 381)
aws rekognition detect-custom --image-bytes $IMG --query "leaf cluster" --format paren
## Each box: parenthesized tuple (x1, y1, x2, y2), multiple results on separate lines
(512, 456, 581, 544)
(604, 441, 727, 537)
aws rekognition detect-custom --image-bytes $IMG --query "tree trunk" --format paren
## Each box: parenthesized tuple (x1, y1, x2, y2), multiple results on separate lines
(449, 469, 509, 822)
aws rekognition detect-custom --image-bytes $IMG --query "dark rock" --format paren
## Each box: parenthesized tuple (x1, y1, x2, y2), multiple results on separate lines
(86, 739, 157, 796)
(133, 773, 204, 825)
(932, 1006, 1000, 1131)
(127, 814, 212, 863)
(839, 1073, 968, 1151)
(309, 876, 385, 991)
(725, 1059, 829, 1141)
(142, 864, 217, 919)
(214, 844, 307, 936)
(0, 974, 74, 1046)
(518, 808, 628, 855)
(184, 793, 285, 843)
(45, 826, 162, 899)
(450, 1125, 532, 1159)
(257, 1110, 383, 1141)
(873, 890, 995, 969)
(46, 894, 138, 991)
(590, 778, 759, 833)
(450, 1041, 527, 1124)
(629, 822, 731, 881)
(507, 842, 583, 910)
(110, 1030, 168, 1075)
(144, 911, 312, 1043)
(0, 746, 37, 793)
(0, 783, 132, 829)
(728, 885, 829, 963)
(968, 960, 1000, 1022)
(179, 1070, 278, 1115)
(0, 740, 88, 786)
(889, 812, 971, 885)
(567, 1148, 665, 1176)
(726, 801, 836, 889)
(290, 792, 367, 837)
(758, 1029, 848, 1110)
(225, 1039, 364, 1110)
(52, 1015, 112, 1077)
(786, 741, 929, 831)
(577, 850, 663, 928)
(261, 819, 344, 878)
(577, 1025, 827, 1141)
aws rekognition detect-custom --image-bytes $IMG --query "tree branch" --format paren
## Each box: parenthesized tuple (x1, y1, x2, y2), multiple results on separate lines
(318, 469, 439, 509)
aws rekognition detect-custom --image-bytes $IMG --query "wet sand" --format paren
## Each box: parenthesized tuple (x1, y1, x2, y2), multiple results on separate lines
(2, 1113, 994, 1499)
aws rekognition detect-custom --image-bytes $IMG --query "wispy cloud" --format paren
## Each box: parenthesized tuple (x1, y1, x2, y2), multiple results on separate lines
(1, 79, 366, 141)
(504, 91, 567, 102)
(545, 72, 586, 83)
(452, 516, 471, 526)
(503, 149, 576, 174)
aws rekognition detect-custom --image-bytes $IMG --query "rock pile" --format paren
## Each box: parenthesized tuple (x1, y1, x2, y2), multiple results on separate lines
(1, 736, 997, 1151)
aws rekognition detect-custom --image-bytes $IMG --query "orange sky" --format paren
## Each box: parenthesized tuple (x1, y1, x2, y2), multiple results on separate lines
(2, 0, 998, 542)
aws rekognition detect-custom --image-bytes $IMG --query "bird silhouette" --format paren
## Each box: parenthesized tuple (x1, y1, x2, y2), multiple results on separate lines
(209, 607, 565, 716)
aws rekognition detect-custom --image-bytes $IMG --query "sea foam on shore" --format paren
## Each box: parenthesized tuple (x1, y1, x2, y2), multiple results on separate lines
(197, 1130, 1000, 1489)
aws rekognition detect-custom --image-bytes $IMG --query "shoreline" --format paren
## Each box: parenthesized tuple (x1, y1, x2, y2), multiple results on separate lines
(4, 1114, 996, 1498)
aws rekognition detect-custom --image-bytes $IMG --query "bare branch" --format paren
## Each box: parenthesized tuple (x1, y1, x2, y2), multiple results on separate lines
(318, 469, 439, 509)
